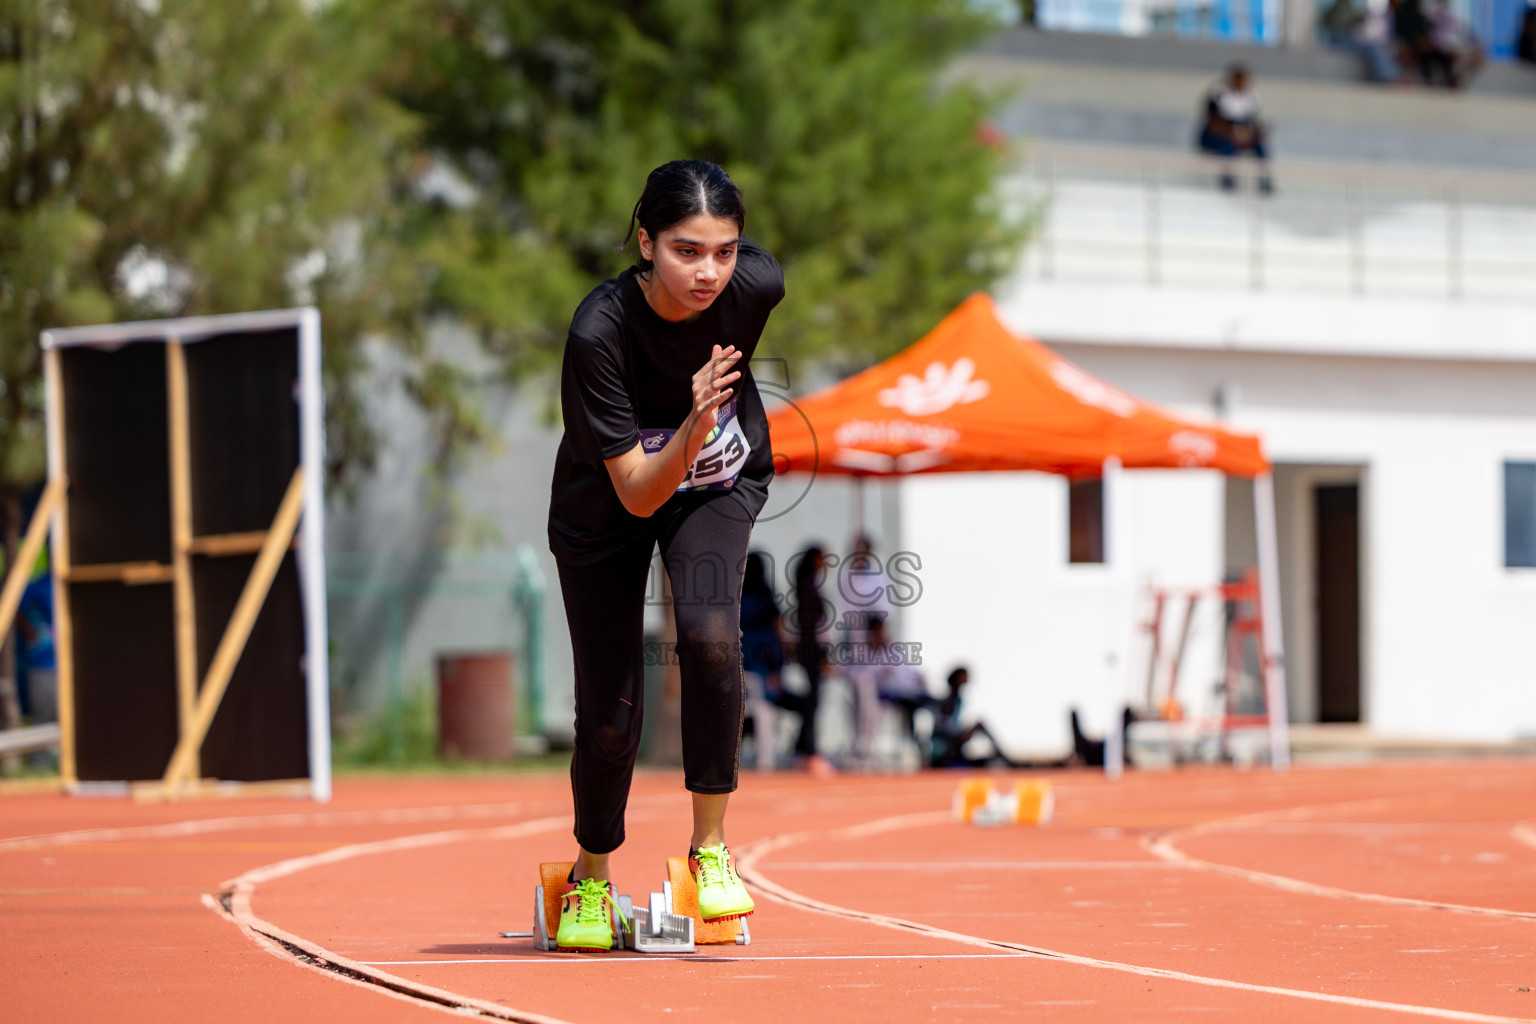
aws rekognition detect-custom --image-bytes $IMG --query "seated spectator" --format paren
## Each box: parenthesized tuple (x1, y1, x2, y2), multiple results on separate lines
(929, 667, 1017, 769)
(868, 615, 936, 742)
(1425, 0, 1484, 87)
(1069, 706, 1139, 768)
(845, 613, 934, 759)
(1196, 64, 1273, 195)
(1322, 0, 1403, 82)
(1391, 0, 1472, 86)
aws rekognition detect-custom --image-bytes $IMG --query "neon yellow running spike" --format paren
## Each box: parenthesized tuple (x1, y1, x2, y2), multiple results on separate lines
(689, 844, 754, 923)
(556, 877, 622, 952)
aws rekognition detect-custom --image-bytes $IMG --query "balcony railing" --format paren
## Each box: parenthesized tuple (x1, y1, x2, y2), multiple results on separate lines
(1012, 142, 1536, 302)
(1037, 0, 1282, 44)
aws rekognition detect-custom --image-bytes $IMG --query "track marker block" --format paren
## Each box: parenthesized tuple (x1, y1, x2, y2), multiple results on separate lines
(667, 856, 750, 945)
(954, 779, 1054, 827)
(952, 778, 992, 822)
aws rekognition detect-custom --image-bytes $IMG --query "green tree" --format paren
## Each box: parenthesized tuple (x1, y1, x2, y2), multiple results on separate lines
(383, 0, 1022, 376)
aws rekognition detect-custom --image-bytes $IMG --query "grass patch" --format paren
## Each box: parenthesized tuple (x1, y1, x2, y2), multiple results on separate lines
(331, 686, 568, 776)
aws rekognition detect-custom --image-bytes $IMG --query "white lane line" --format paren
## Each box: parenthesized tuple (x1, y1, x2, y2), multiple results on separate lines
(359, 953, 1034, 965)
(0, 799, 565, 850)
(737, 813, 1536, 1024)
(1146, 821, 1536, 921)
(1513, 822, 1536, 852)
(214, 813, 590, 1024)
(769, 861, 1185, 872)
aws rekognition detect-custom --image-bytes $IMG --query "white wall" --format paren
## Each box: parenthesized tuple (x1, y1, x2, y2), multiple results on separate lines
(999, 282, 1536, 742)
(900, 467, 1225, 760)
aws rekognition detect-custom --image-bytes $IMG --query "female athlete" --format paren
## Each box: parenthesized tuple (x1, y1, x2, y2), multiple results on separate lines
(546, 159, 782, 951)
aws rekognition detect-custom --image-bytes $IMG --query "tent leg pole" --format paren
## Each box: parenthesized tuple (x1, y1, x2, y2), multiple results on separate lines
(851, 477, 865, 546)
(1254, 472, 1291, 771)
(1103, 457, 1124, 779)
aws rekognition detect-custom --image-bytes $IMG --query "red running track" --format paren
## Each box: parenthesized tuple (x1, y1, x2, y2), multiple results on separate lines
(3, 760, 1535, 1023)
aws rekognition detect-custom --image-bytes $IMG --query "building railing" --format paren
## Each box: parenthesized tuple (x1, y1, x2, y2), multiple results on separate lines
(1037, 0, 1281, 44)
(1013, 142, 1536, 302)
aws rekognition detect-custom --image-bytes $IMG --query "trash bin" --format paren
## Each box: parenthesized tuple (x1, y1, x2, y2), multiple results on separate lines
(436, 651, 515, 761)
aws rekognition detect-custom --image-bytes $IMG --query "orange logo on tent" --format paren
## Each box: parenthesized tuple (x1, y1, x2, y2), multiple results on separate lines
(877, 358, 990, 416)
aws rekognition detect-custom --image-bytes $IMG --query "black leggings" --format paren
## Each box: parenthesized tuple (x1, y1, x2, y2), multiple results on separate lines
(557, 493, 752, 855)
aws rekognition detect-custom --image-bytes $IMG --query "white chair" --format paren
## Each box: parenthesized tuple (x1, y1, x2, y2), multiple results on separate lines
(743, 670, 779, 772)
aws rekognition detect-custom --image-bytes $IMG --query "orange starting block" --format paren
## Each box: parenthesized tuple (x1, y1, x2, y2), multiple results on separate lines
(952, 779, 1054, 827)
(667, 856, 751, 945)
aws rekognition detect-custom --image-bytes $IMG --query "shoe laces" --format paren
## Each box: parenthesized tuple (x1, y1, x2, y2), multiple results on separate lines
(571, 877, 615, 926)
(693, 844, 730, 889)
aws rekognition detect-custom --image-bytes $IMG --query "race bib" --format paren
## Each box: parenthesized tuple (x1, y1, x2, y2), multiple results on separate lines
(639, 397, 752, 492)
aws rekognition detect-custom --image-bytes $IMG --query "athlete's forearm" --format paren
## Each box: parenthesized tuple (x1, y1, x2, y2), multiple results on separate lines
(605, 413, 708, 518)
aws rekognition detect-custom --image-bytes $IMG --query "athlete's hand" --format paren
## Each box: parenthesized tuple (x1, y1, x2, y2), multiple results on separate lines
(687, 344, 742, 447)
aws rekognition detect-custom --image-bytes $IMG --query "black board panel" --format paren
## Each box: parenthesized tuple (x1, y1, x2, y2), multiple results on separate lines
(70, 581, 178, 781)
(60, 343, 172, 566)
(194, 552, 309, 781)
(184, 328, 301, 537)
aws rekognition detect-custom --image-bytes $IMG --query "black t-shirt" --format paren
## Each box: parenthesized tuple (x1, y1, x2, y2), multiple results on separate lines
(548, 240, 784, 565)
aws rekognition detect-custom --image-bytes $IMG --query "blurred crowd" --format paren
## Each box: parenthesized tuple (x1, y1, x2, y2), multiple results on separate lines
(1320, 0, 1519, 87)
(738, 537, 1018, 773)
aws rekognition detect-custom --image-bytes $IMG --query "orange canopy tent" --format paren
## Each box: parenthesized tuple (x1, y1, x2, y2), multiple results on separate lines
(766, 293, 1268, 479)
(765, 293, 1289, 770)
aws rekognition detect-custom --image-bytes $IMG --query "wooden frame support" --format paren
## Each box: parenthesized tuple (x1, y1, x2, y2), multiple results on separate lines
(166, 339, 199, 779)
(0, 479, 63, 643)
(160, 468, 305, 794)
(43, 346, 77, 785)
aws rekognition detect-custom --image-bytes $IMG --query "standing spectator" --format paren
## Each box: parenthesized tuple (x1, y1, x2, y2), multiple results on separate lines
(1196, 64, 1273, 195)
(1520, 0, 1536, 62)
(838, 533, 895, 647)
(739, 551, 813, 762)
(789, 544, 834, 774)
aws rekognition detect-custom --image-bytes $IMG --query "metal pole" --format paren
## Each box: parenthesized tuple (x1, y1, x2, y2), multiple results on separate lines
(1253, 472, 1291, 770)
(1145, 164, 1161, 286)
(513, 543, 547, 737)
(1347, 181, 1365, 295)
(386, 583, 405, 763)
(1249, 189, 1264, 291)
(1042, 156, 1056, 281)
(1445, 181, 1462, 301)
(1104, 457, 1125, 779)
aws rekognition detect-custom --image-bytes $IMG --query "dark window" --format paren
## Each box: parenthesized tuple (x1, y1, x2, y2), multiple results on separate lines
(1069, 478, 1104, 564)
(1506, 462, 1536, 568)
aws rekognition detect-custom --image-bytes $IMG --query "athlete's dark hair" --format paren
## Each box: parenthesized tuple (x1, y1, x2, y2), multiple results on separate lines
(619, 160, 745, 272)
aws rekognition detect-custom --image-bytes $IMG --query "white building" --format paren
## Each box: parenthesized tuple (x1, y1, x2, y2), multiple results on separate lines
(893, 281, 1536, 759)
(891, 32, 1536, 758)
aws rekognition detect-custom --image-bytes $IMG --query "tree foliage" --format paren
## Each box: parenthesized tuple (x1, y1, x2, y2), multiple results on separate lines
(384, 0, 1022, 378)
(0, 0, 481, 498)
(0, 0, 1020, 506)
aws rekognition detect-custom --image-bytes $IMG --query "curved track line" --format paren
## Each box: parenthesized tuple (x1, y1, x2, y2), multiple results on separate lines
(734, 812, 1536, 1024)
(1146, 820, 1536, 921)
(1514, 822, 1536, 852)
(215, 815, 580, 1024)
